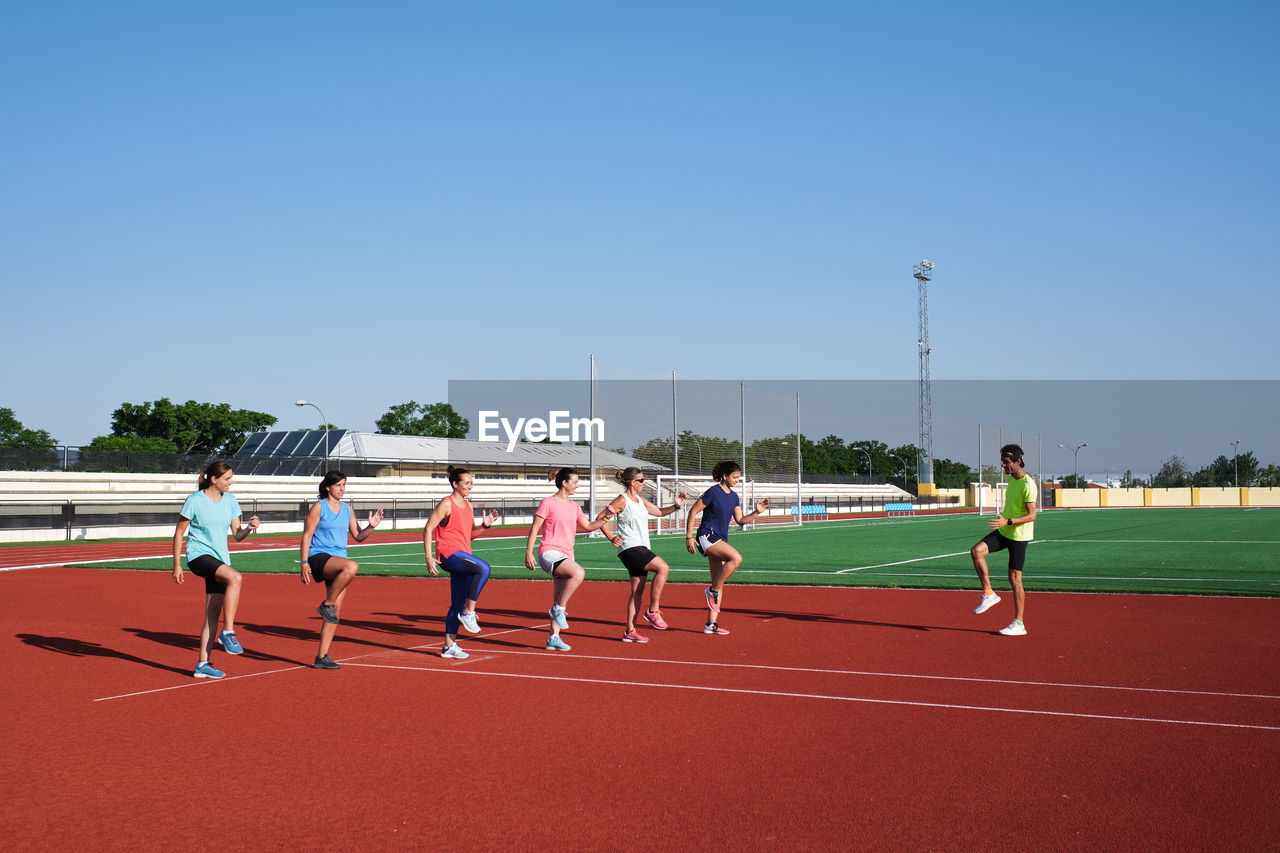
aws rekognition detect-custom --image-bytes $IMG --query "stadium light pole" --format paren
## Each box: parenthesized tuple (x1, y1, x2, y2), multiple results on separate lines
(1230, 439, 1241, 488)
(680, 430, 703, 473)
(296, 400, 329, 472)
(1058, 442, 1088, 487)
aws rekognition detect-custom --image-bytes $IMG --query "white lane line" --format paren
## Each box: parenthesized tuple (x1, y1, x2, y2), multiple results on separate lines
(466, 648, 1280, 700)
(95, 630, 1280, 704)
(339, 662, 1280, 732)
(836, 552, 969, 574)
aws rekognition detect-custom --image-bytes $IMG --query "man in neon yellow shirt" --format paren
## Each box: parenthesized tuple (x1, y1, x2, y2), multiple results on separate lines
(971, 444, 1036, 636)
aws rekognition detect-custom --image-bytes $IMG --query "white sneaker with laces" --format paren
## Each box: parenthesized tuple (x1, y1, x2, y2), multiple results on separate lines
(974, 592, 1001, 614)
(458, 610, 481, 633)
(998, 620, 1027, 636)
(441, 643, 470, 659)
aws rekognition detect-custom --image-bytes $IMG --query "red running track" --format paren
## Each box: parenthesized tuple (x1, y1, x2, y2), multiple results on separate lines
(2, 564, 1278, 851)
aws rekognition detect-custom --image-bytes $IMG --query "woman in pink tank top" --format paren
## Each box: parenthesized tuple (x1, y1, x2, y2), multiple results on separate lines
(524, 467, 617, 651)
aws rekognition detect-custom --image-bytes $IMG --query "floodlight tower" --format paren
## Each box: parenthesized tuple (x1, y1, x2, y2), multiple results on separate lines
(913, 260, 936, 494)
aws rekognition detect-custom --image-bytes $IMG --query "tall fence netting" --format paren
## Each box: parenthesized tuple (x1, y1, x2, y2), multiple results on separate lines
(593, 360, 800, 534)
(978, 426, 1043, 515)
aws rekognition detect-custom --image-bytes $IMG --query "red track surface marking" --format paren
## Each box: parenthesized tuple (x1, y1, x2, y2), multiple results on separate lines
(3, 565, 1277, 850)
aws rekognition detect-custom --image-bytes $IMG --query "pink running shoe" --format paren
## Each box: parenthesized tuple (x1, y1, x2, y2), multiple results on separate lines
(622, 630, 650, 643)
(642, 609, 669, 630)
(703, 622, 730, 635)
(704, 586, 721, 614)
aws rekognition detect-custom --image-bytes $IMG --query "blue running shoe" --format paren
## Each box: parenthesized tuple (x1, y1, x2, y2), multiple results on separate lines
(549, 604, 569, 630)
(193, 661, 225, 679)
(218, 630, 244, 655)
(545, 634, 571, 651)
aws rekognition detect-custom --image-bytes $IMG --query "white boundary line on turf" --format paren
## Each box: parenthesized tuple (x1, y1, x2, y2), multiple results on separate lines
(337, 662, 1280, 732)
(836, 551, 969, 574)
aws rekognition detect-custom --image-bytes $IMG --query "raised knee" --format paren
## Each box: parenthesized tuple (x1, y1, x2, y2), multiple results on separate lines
(971, 545, 986, 560)
(347, 561, 360, 576)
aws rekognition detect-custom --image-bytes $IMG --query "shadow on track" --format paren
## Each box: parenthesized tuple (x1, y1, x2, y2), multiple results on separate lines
(17, 633, 191, 675)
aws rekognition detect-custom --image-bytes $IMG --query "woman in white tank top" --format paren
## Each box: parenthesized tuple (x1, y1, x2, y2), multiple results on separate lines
(595, 467, 686, 642)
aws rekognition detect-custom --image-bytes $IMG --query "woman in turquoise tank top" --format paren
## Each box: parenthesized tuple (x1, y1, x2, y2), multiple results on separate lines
(299, 471, 383, 669)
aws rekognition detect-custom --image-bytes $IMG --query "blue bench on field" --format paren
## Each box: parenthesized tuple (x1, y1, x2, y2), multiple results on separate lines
(885, 501, 916, 517)
(789, 504, 829, 520)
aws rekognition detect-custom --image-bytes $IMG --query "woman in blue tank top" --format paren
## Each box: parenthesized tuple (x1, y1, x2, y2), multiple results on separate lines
(299, 471, 383, 669)
(684, 461, 770, 636)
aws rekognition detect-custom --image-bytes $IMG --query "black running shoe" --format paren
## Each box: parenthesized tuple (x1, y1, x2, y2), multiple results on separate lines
(313, 654, 340, 670)
(317, 603, 338, 624)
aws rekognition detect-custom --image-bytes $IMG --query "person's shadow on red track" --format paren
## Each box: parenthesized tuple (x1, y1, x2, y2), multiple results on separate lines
(239, 620, 435, 656)
(17, 633, 191, 676)
(120, 627, 311, 667)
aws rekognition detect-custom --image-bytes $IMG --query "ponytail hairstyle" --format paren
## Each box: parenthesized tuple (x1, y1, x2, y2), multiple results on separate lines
(553, 467, 578, 489)
(711, 460, 741, 482)
(318, 470, 347, 500)
(198, 461, 232, 491)
(447, 465, 471, 486)
(615, 467, 643, 488)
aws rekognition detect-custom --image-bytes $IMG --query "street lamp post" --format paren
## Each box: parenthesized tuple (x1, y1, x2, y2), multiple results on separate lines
(296, 400, 330, 473)
(1230, 439, 1241, 488)
(852, 447, 872, 482)
(888, 453, 909, 485)
(1058, 442, 1088, 487)
(680, 431, 703, 474)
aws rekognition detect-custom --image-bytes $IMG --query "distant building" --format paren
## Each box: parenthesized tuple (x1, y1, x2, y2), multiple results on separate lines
(232, 430, 668, 479)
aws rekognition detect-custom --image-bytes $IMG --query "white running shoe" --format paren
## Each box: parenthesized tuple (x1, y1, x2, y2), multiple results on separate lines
(441, 643, 470, 659)
(974, 592, 1001, 614)
(458, 610, 481, 633)
(998, 620, 1027, 636)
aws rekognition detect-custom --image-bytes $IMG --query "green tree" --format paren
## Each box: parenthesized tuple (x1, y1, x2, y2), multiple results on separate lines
(0, 407, 58, 470)
(1151, 456, 1191, 488)
(0, 407, 57, 448)
(887, 443, 920, 485)
(932, 457, 972, 489)
(86, 435, 178, 453)
(101, 398, 277, 457)
(1256, 464, 1280, 487)
(1120, 469, 1147, 488)
(375, 401, 469, 438)
(1059, 474, 1090, 489)
(1200, 451, 1260, 487)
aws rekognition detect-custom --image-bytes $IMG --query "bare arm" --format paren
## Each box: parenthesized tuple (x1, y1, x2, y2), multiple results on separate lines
(300, 501, 321, 583)
(685, 498, 707, 554)
(172, 518, 190, 584)
(525, 515, 546, 570)
(352, 504, 383, 542)
(232, 514, 259, 541)
(733, 497, 770, 527)
(643, 492, 686, 517)
(990, 501, 1036, 530)
(423, 499, 452, 576)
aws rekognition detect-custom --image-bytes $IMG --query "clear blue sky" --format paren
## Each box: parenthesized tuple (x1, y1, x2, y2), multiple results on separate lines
(3, 1, 1277, 471)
